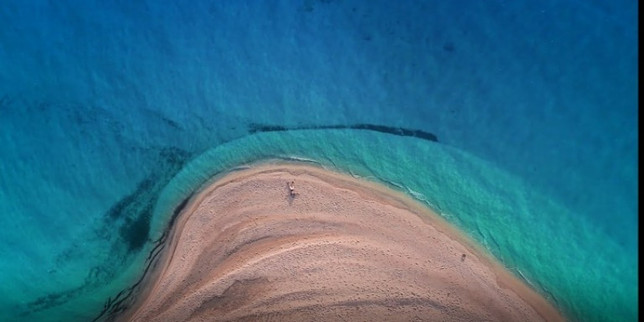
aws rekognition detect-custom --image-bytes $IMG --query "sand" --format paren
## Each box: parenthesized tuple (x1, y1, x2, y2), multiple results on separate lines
(120, 163, 563, 322)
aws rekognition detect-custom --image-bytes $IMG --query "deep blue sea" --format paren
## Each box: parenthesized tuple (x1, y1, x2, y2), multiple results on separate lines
(0, 1, 637, 321)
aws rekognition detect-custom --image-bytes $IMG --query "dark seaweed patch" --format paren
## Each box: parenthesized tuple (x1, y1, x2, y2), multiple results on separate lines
(25, 146, 191, 319)
(106, 178, 154, 221)
(248, 123, 438, 143)
(119, 204, 152, 252)
(90, 190, 196, 321)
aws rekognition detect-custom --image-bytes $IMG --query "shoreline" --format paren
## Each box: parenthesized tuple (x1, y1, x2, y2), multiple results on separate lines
(119, 162, 564, 321)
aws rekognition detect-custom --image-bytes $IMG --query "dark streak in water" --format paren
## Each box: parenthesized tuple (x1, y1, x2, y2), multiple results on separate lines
(169, 192, 193, 228)
(248, 123, 439, 143)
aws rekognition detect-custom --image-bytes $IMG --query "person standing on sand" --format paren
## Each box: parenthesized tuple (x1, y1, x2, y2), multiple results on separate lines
(288, 180, 296, 197)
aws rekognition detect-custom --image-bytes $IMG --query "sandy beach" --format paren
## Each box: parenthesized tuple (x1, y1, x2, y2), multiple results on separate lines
(120, 163, 563, 322)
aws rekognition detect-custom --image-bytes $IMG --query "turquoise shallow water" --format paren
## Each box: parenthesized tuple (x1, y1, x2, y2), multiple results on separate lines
(0, 1, 637, 321)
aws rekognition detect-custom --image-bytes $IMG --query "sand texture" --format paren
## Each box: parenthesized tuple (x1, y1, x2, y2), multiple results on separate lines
(122, 164, 562, 322)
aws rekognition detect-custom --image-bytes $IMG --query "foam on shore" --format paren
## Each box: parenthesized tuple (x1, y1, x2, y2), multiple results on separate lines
(121, 163, 563, 321)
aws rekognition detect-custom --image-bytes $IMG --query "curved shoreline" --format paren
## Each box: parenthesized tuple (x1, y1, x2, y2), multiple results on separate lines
(119, 162, 564, 321)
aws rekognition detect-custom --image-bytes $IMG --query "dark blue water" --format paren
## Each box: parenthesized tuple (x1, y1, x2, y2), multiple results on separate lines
(0, 1, 637, 321)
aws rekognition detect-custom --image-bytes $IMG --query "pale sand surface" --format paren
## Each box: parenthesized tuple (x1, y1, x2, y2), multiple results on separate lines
(122, 163, 563, 322)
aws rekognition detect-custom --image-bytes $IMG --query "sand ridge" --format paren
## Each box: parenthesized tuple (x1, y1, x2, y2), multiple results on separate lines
(121, 163, 563, 321)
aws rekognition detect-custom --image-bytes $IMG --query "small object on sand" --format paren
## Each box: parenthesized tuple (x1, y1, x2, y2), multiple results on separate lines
(461, 254, 466, 262)
(288, 180, 296, 197)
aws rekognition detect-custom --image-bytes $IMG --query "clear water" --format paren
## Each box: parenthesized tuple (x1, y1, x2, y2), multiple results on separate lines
(0, 1, 637, 321)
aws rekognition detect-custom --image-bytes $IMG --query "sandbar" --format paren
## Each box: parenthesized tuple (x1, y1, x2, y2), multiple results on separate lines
(120, 163, 563, 321)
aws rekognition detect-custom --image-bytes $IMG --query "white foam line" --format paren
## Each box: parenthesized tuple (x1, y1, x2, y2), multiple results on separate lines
(516, 269, 536, 289)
